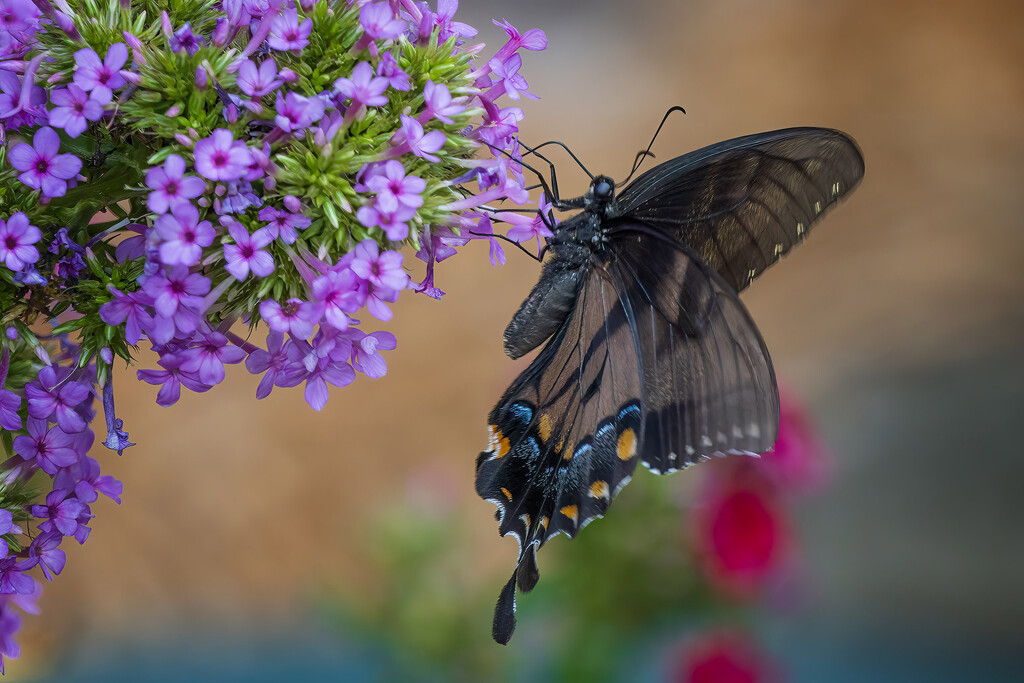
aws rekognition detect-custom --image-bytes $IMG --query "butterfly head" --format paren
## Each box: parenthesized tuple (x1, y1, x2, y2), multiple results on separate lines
(587, 175, 616, 208)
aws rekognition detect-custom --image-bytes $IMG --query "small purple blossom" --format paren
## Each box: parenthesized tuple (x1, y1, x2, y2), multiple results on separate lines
(259, 298, 320, 339)
(389, 115, 446, 162)
(54, 455, 123, 505)
(170, 22, 204, 55)
(146, 154, 206, 214)
(237, 58, 282, 97)
(72, 43, 128, 105)
(180, 331, 246, 385)
(268, 9, 312, 52)
(0, 213, 41, 271)
(358, 2, 405, 42)
(429, 0, 478, 44)
(24, 365, 90, 434)
(505, 193, 555, 255)
(349, 240, 409, 321)
(30, 490, 87, 538)
(492, 18, 548, 60)
(245, 331, 303, 399)
(12, 418, 78, 475)
(258, 205, 310, 244)
(8, 126, 82, 198)
(223, 220, 275, 280)
(0, 69, 47, 131)
(335, 62, 388, 121)
(0, 557, 35, 595)
(273, 90, 326, 132)
(47, 84, 103, 138)
(154, 202, 215, 266)
(100, 286, 154, 345)
(0, 0, 41, 43)
(28, 531, 65, 581)
(421, 80, 465, 124)
(487, 53, 536, 101)
(0, 387, 19, 431)
(311, 267, 364, 331)
(193, 129, 253, 182)
(376, 52, 410, 91)
(138, 354, 213, 406)
(349, 329, 397, 378)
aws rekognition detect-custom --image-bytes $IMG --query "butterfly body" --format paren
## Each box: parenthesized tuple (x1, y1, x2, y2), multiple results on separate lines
(476, 126, 864, 643)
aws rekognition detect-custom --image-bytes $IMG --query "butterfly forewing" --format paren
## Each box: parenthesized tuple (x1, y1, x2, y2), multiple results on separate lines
(616, 128, 864, 291)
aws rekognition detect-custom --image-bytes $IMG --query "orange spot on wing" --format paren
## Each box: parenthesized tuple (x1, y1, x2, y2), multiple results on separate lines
(538, 413, 553, 443)
(590, 481, 609, 499)
(560, 505, 578, 522)
(500, 487, 513, 501)
(617, 428, 637, 461)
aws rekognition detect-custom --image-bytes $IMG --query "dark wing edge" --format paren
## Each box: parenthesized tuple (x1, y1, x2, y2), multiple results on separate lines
(475, 264, 646, 643)
(616, 127, 864, 292)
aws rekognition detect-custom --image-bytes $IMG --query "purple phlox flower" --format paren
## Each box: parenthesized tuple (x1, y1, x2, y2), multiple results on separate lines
(115, 223, 147, 263)
(430, 0, 477, 44)
(141, 267, 210, 344)
(505, 193, 555, 255)
(12, 418, 78, 475)
(487, 53, 536, 101)
(100, 285, 154, 345)
(223, 220, 275, 280)
(0, 59, 47, 130)
(414, 226, 464, 298)
(24, 366, 90, 434)
(0, 212, 40, 271)
(31, 489, 88, 538)
(214, 178, 262, 215)
(259, 297, 321, 339)
(178, 330, 246, 385)
(154, 202, 215, 266)
(73, 43, 128, 105)
(358, 2, 405, 42)
(237, 57, 282, 97)
(0, 508, 21, 560)
(348, 329, 397, 378)
(100, 377, 133, 455)
(273, 90, 326, 132)
(0, 556, 35, 595)
(475, 104, 523, 148)
(243, 143, 275, 183)
(366, 161, 426, 214)
(268, 9, 312, 52)
(47, 227, 86, 282)
(0, 0, 41, 43)
(47, 84, 104, 138)
(0, 387, 19, 431)
(11, 263, 45, 286)
(468, 214, 506, 266)
(388, 115, 446, 162)
(193, 128, 253, 182)
(376, 52, 410, 91)
(349, 240, 409, 321)
(170, 22, 205, 55)
(420, 79, 465, 124)
(287, 346, 355, 411)
(28, 531, 65, 581)
(146, 154, 206, 214)
(54, 455, 123, 505)
(258, 205, 310, 244)
(492, 18, 547, 61)
(8, 126, 82, 198)
(335, 61, 388, 122)
(245, 331, 304, 399)
(138, 354, 213, 407)
(311, 267, 365, 331)
(0, 602, 20, 673)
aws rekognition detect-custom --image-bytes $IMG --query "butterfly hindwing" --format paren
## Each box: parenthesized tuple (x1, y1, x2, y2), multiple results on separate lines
(616, 128, 864, 292)
(606, 226, 779, 474)
(475, 264, 646, 643)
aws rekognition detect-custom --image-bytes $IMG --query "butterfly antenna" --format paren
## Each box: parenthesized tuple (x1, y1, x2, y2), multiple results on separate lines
(468, 229, 545, 262)
(617, 105, 687, 187)
(521, 139, 594, 182)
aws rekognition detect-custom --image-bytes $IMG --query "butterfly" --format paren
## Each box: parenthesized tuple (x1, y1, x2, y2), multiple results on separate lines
(474, 118, 864, 644)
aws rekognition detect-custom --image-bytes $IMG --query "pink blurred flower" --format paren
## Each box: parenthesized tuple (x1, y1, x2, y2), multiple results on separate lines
(756, 389, 829, 494)
(672, 630, 780, 683)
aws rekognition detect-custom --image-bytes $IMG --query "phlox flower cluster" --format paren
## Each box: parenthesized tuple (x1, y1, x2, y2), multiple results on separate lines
(0, 0, 550, 670)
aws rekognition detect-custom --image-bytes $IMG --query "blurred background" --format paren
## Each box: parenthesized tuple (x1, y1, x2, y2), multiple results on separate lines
(12, 0, 1024, 679)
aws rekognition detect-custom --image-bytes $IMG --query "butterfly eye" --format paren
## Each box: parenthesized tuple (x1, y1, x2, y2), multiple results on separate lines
(592, 178, 613, 200)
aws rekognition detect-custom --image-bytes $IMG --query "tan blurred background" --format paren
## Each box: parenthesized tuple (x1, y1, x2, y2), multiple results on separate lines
(14, 0, 1024, 679)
